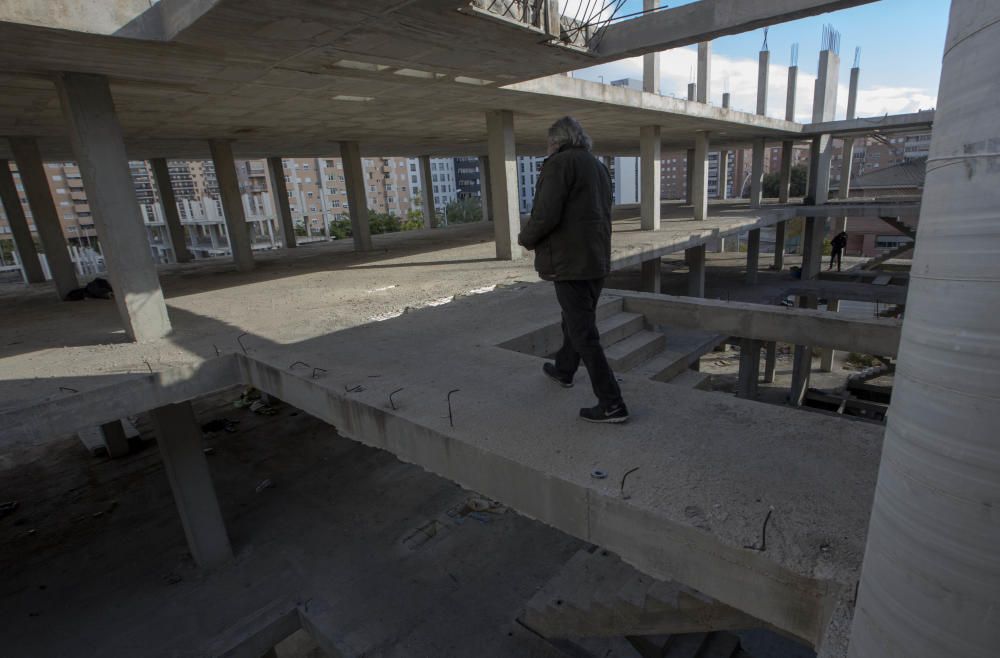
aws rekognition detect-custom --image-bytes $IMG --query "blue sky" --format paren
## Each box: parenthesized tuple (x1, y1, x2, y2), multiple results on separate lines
(567, 0, 951, 120)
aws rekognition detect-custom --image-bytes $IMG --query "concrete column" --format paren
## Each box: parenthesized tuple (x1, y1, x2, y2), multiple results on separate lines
(685, 83, 696, 205)
(838, 66, 861, 200)
(737, 339, 762, 399)
(339, 140, 374, 252)
(642, 0, 660, 94)
(763, 341, 777, 383)
(8, 137, 78, 298)
(722, 92, 730, 109)
(101, 420, 130, 458)
(819, 298, 840, 372)
(778, 141, 794, 203)
(640, 258, 660, 294)
(478, 156, 491, 222)
(266, 156, 296, 248)
(419, 155, 437, 229)
(779, 63, 798, 204)
(773, 221, 786, 270)
(851, 4, 1000, 654)
(0, 159, 44, 283)
(150, 158, 191, 263)
(485, 110, 522, 260)
(150, 401, 232, 569)
(746, 228, 760, 285)
(806, 49, 839, 205)
(685, 245, 705, 298)
(208, 140, 255, 271)
(56, 73, 173, 341)
(692, 132, 709, 220)
(696, 42, 710, 103)
(788, 295, 817, 406)
(756, 50, 769, 116)
(718, 150, 729, 200)
(639, 125, 661, 231)
(750, 137, 765, 208)
(801, 217, 825, 281)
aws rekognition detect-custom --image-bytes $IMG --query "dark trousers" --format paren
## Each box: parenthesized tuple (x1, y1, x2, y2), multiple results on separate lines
(829, 248, 843, 271)
(553, 278, 623, 408)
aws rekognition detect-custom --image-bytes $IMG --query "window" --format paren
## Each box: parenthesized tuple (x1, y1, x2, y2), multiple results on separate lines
(410, 163, 416, 172)
(331, 200, 341, 208)
(303, 164, 310, 169)
(56, 188, 66, 194)
(411, 175, 418, 184)
(53, 175, 63, 181)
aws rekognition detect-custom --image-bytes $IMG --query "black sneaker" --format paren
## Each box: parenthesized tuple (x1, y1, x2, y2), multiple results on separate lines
(543, 362, 573, 388)
(579, 402, 629, 424)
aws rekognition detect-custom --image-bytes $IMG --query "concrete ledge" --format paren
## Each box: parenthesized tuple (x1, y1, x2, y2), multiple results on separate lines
(614, 290, 901, 355)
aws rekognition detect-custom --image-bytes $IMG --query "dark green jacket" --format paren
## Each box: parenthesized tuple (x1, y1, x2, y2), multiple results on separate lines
(517, 145, 612, 281)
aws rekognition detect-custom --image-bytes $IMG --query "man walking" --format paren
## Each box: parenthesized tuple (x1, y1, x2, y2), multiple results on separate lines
(517, 117, 629, 424)
(829, 230, 848, 271)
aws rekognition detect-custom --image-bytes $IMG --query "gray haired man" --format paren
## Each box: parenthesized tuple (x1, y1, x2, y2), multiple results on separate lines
(517, 116, 629, 423)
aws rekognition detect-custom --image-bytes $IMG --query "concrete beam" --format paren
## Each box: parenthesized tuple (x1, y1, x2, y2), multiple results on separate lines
(486, 110, 522, 260)
(150, 401, 232, 569)
(208, 139, 255, 271)
(56, 73, 172, 341)
(339, 140, 374, 252)
(8, 137, 78, 298)
(803, 110, 934, 137)
(266, 156, 296, 248)
(640, 125, 661, 231)
(692, 132, 709, 220)
(419, 155, 437, 229)
(0, 158, 44, 283)
(613, 290, 901, 355)
(150, 158, 192, 263)
(594, 0, 876, 59)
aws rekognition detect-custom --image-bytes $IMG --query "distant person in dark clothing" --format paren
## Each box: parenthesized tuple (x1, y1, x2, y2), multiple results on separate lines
(517, 116, 629, 424)
(829, 231, 848, 271)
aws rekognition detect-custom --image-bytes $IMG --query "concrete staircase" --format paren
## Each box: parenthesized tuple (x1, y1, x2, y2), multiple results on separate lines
(877, 215, 917, 239)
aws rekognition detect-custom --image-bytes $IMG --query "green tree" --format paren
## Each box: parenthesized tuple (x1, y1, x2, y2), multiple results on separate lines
(761, 165, 808, 199)
(442, 197, 482, 225)
(402, 208, 424, 231)
(328, 218, 352, 239)
(368, 210, 402, 235)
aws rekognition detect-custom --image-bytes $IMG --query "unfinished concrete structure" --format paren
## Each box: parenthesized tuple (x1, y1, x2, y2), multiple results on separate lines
(0, 1, 993, 657)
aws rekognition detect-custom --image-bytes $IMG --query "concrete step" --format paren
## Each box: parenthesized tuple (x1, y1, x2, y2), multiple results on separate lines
(605, 330, 666, 372)
(667, 369, 711, 390)
(597, 312, 645, 348)
(630, 330, 725, 383)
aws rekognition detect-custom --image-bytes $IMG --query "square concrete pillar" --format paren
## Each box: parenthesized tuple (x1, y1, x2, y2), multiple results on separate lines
(696, 42, 711, 103)
(756, 50, 769, 116)
(788, 295, 817, 406)
(819, 298, 840, 372)
(8, 137, 79, 298)
(692, 132, 709, 221)
(642, 0, 660, 94)
(0, 159, 44, 283)
(209, 140, 255, 270)
(419, 155, 437, 229)
(56, 74, 173, 341)
(266, 156, 296, 248)
(749, 137, 765, 208)
(100, 420, 131, 458)
(801, 217, 825, 280)
(685, 245, 705, 297)
(338, 140, 374, 252)
(746, 228, 760, 285)
(778, 140, 794, 203)
(478, 156, 491, 222)
(150, 401, 232, 569)
(485, 110, 523, 260)
(640, 125, 661, 231)
(737, 339, 762, 399)
(640, 257, 661, 294)
(150, 158, 192, 263)
(718, 150, 729, 200)
(773, 221, 786, 271)
(763, 341, 777, 383)
(807, 135, 834, 205)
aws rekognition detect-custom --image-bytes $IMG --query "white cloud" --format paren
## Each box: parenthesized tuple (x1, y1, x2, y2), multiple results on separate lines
(573, 48, 937, 123)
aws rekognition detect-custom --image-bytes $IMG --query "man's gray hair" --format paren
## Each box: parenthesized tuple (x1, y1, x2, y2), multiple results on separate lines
(547, 116, 593, 151)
